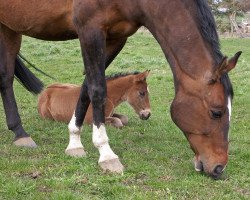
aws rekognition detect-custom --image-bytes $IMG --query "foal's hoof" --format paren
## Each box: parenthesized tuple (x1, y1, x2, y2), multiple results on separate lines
(14, 137, 37, 148)
(119, 116, 129, 126)
(99, 158, 124, 174)
(111, 118, 124, 128)
(65, 148, 86, 157)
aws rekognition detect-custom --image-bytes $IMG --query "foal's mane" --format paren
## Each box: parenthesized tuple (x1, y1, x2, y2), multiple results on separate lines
(105, 71, 140, 81)
(193, 0, 234, 98)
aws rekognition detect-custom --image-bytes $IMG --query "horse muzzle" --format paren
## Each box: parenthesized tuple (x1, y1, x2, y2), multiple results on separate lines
(193, 156, 226, 179)
(139, 109, 151, 120)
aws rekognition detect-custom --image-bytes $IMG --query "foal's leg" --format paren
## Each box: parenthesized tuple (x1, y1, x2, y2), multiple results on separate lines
(104, 99, 123, 128)
(0, 25, 37, 147)
(105, 117, 124, 128)
(112, 113, 129, 126)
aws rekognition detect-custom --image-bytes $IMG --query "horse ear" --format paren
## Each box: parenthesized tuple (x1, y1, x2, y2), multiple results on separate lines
(213, 51, 242, 80)
(226, 51, 242, 73)
(213, 56, 228, 80)
(135, 70, 150, 82)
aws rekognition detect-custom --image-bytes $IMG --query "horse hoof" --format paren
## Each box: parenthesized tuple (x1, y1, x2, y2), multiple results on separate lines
(99, 158, 124, 174)
(65, 148, 86, 157)
(13, 137, 37, 148)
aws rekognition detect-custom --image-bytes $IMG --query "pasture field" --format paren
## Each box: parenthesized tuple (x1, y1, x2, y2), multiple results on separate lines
(0, 31, 249, 200)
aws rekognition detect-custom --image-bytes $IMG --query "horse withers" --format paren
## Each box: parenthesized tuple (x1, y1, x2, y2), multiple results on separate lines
(0, 0, 242, 178)
(38, 71, 151, 129)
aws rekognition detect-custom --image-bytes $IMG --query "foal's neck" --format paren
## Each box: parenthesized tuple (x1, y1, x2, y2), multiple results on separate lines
(106, 76, 133, 107)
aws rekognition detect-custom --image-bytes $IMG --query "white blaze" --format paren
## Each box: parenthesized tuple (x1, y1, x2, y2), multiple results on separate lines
(227, 96, 232, 142)
(228, 97, 232, 121)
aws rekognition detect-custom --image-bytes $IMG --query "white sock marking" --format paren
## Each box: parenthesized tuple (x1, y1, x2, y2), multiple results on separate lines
(66, 112, 84, 150)
(93, 124, 118, 163)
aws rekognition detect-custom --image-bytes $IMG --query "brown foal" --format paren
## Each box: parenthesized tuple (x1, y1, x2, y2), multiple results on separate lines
(38, 71, 151, 128)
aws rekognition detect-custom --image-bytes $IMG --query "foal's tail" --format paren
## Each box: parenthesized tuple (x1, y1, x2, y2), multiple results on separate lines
(15, 55, 44, 94)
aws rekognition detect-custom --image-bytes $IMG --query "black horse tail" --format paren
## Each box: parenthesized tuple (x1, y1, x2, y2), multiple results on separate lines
(15, 56, 44, 94)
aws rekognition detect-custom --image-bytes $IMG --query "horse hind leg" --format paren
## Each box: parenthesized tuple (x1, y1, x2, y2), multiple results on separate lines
(65, 111, 86, 157)
(65, 82, 87, 157)
(0, 25, 37, 147)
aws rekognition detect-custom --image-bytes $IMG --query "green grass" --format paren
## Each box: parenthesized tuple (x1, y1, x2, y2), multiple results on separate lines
(0, 32, 249, 199)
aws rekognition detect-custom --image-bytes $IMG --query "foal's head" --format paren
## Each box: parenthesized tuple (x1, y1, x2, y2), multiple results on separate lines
(171, 52, 241, 179)
(127, 70, 151, 120)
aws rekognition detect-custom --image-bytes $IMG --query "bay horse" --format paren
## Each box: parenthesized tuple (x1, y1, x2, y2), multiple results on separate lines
(0, 0, 242, 178)
(38, 71, 151, 128)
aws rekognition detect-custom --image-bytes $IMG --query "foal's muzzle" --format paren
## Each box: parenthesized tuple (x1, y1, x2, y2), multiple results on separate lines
(139, 109, 151, 120)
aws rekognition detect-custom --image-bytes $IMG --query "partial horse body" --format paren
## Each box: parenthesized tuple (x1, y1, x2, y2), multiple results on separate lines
(0, 0, 242, 178)
(38, 71, 151, 128)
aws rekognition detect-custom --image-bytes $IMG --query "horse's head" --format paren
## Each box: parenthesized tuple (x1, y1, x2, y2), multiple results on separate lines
(170, 52, 241, 179)
(127, 70, 151, 120)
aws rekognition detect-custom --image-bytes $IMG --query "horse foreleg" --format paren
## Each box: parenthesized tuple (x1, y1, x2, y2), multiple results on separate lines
(0, 25, 37, 147)
(65, 29, 126, 172)
(70, 26, 125, 173)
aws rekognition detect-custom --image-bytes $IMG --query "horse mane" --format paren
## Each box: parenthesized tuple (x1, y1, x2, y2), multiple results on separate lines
(194, 0, 234, 99)
(105, 71, 140, 81)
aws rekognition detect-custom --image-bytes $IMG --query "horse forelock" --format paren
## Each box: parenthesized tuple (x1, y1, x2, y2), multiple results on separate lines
(193, 0, 234, 99)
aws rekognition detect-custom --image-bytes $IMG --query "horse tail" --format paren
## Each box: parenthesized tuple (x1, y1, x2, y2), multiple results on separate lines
(15, 55, 44, 94)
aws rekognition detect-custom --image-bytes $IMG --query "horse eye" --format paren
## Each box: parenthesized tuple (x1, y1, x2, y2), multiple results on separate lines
(208, 79, 217, 85)
(210, 110, 223, 119)
(139, 91, 145, 96)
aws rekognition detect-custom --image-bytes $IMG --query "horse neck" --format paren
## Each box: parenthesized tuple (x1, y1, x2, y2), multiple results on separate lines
(106, 76, 133, 106)
(141, 0, 215, 85)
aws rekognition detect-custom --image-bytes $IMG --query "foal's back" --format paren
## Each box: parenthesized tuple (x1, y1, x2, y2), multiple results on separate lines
(38, 83, 114, 123)
(38, 84, 80, 122)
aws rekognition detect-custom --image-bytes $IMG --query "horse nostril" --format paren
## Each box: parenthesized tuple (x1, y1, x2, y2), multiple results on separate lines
(211, 110, 223, 119)
(212, 165, 224, 179)
(147, 112, 151, 119)
(140, 112, 151, 120)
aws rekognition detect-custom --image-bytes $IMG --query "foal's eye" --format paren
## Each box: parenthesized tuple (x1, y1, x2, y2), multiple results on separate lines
(208, 79, 217, 85)
(139, 91, 146, 97)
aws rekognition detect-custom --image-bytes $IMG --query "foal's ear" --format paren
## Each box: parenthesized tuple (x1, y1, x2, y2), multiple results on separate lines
(214, 51, 242, 80)
(135, 70, 150, 82)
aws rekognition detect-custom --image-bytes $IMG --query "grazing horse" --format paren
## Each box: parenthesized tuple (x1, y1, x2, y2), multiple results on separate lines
(0, 0, 241, 178)
(38, 71, 151, 128)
